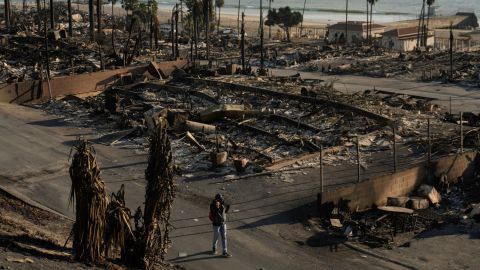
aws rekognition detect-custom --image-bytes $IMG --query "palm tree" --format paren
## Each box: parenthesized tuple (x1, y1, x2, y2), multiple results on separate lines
(97, 0, 102, 33)
(67, 0, 72, 36)
(300, 0, 306, 37)
(425, 0, 435, 45)
(50, 0, 54, 29)
(89, 0, 94, 40)
(368, 0, 378, 43)
(268, 0, 273, 39)
(366, 0, 369, 41)
(345, 0, 348, 44)
(417, 0, 426, 47)
(216, 0, 224, 33)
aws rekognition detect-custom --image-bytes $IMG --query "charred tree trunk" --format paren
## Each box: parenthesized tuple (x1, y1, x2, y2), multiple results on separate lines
(36, 0, 41, 30)
(4, 0, 10, 28)
(175, 7, 179, 58)
(97, 0, 101, 33)
(89, 0, 94, 40)
(241, 12, 245, 70)
(49, 0, 54, 29)
(217, 6, 221, 33)
(68, 0, 73, 36)
(111, 3, 116, 55)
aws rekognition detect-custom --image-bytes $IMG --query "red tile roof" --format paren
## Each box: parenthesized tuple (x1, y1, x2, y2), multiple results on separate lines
(382, 26, 433, 40)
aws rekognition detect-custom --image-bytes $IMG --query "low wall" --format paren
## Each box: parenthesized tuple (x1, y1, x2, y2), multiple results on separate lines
(318, 151, 479, 213)
(0, 59, 187, 104)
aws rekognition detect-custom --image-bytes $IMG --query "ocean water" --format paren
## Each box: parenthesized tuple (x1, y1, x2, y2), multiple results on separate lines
(157, 0, 479, 23)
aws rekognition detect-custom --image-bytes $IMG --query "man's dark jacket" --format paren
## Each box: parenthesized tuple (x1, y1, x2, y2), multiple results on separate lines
(209, 201, 229, 226)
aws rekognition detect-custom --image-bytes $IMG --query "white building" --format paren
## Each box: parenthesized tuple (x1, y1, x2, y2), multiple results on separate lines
(327, 21, 386, 44)
(381, 26, 434, 52)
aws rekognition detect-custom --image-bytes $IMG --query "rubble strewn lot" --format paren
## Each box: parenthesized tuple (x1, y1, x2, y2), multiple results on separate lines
(28, 71, 467, 180)
(297, 47, 480, 85)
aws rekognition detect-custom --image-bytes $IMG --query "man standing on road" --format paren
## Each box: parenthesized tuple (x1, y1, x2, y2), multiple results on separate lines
(209, 193, 232, 257)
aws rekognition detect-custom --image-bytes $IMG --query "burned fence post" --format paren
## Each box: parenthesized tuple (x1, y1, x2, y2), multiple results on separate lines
(320, 145, 324, 193)
(460, 112, 464, 153)
(393, 125, 397, 172)
(241, 12, 246, 70)
(449, 96, 452, 115)
(427, 118, 431, 169)
(356, 135, 361, 183)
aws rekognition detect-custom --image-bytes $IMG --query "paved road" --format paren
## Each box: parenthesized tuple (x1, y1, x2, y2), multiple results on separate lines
(267, 68, 480, 113)
(0, 103, 413, 270)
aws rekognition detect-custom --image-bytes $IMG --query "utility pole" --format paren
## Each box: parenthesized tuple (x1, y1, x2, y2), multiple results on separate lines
(204, 0, 211, 68)
(259, 0, 265, 75)
(241, 12, 245, 70)
(449, 22, 454, 81)
(175, 4, 179, 58)
(171, 6, 175, 59)
(43, 0, 52, 101)
(345, 0, 348, 44)
(49, 0, 54, 29)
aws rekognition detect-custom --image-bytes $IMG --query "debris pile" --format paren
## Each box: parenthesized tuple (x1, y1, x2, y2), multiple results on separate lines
(320, 179, 480, 249)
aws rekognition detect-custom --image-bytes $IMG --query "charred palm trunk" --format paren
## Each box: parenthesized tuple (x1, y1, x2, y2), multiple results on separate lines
(417, 0, 425, 48)
(4, 0, 10, 28)
(193, 6, 198, 61)
(49, 0, 54, 29)
(204, 0, 211, 67)
(111, 3, 116, 55)
(369, 3, 373, 42)
(142, 121, 175, 269)
(97, 0, 101, 33)
(69, 140, 108, 263)
(366, 0, 369, 42)
(68, 0, 73, 36)
(89, 0, 94, 40)
(36, 0, 41, 30)
(175, 7, 179, 58)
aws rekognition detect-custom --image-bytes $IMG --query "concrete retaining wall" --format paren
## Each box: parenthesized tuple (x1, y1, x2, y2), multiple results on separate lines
(0, 59, 187, 104)
(319, 151, 479, 212)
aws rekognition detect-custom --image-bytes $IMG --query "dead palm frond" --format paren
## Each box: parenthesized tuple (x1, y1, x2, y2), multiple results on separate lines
(142, 118, 176, 269)
(105, 184, 133, 258)
(69, 140, 108, 262)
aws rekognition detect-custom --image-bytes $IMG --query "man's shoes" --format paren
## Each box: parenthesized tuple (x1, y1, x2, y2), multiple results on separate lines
(212, 248, 217, 255)
(222, 252, 232, 258)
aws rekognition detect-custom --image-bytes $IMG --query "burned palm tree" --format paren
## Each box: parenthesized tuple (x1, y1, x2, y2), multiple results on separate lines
(121, 119, 176, 269)
(69, 140, 108, 262)
(105, 184, 133, 258)
(141, 119, 176, 269)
